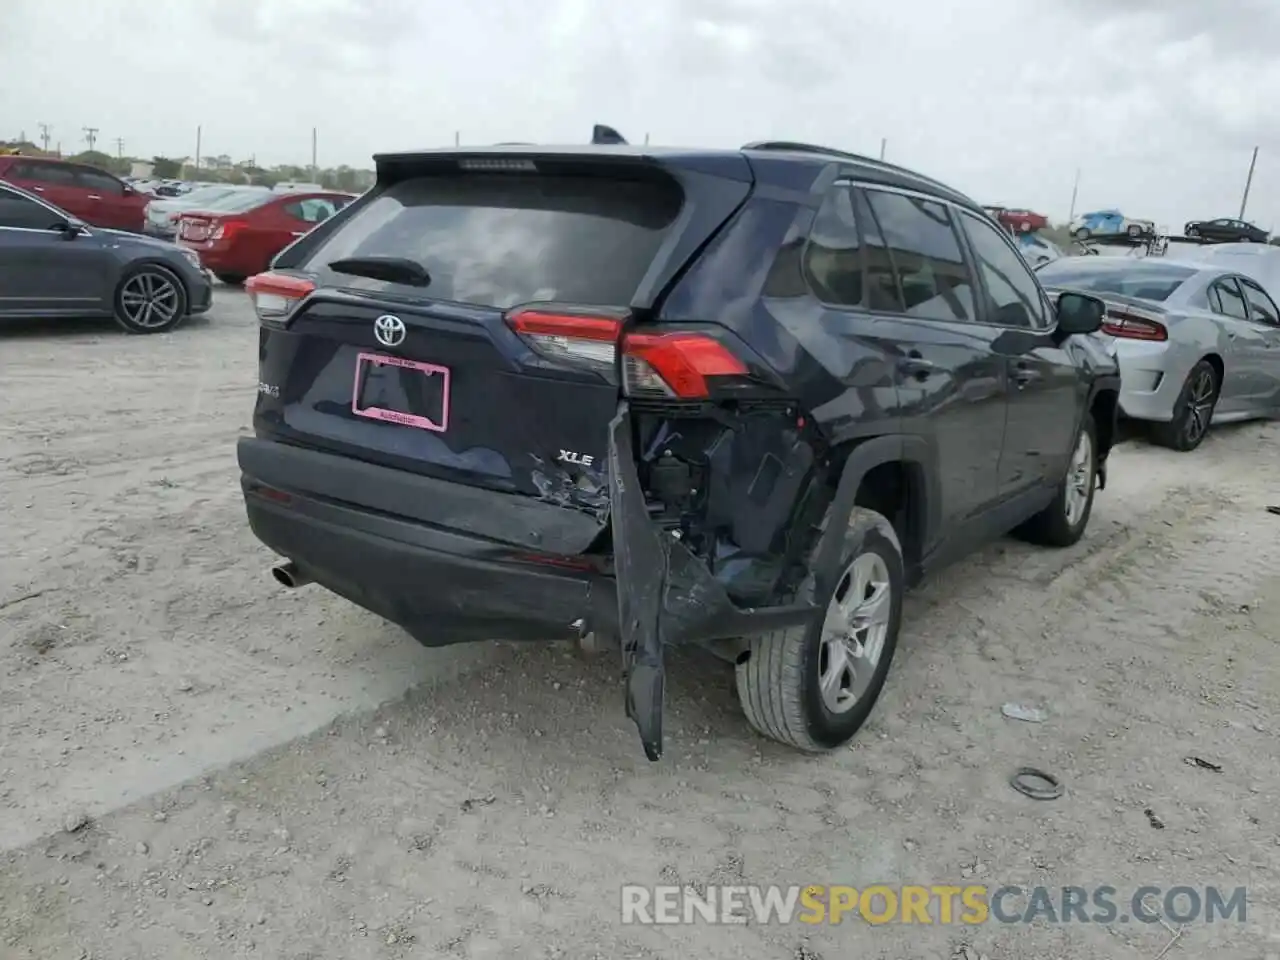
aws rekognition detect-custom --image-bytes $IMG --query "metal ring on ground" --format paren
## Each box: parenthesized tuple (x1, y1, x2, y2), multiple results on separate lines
(1010, 767, 1063, 800)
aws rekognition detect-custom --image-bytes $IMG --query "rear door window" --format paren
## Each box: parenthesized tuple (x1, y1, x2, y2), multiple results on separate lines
(863, 189, 975, 321)
(1238, 277, 1280, 325)
(14, 162, 78, 186)
(1210, 278, 1249, 320)
(74, 168, 124, 194)
(296, 173, 682, 308)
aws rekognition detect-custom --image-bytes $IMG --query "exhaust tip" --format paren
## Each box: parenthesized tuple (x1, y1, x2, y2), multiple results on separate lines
(271, 561, 310, 589)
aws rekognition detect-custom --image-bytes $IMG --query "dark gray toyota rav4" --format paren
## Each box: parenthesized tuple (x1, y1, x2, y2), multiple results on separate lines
(237, 139, 1120, 760)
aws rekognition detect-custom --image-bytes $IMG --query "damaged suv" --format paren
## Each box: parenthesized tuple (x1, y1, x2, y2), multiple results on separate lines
(237, 139, 1120, 761)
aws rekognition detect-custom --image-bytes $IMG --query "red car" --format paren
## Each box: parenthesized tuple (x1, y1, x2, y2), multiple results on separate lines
(175, 191, 356, 284)
(983, 205, 1049, 234)
(0, 155, 150, 232)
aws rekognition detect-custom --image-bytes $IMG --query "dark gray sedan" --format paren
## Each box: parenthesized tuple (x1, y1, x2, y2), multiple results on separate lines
(0, 180, 213, 333)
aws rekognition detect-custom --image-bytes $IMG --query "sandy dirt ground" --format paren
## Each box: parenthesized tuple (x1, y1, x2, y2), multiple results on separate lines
(3, 291, 1280, 959)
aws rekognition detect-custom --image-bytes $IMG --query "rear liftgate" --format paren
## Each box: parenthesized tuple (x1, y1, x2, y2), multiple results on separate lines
(600, 327, 826, 760)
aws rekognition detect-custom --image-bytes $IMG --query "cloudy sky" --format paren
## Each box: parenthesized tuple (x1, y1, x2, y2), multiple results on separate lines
(4, 0, 1279, 228)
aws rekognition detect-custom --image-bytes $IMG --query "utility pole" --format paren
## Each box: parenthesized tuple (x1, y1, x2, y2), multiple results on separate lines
(455, 130, 460, 147)
(1239, 146, 1259, 220)
(114, 137, 125, 159)
(1068, 167, 1081, 222)
(194, 125, 202, 172)
(37, 123, 51, 153)
(83, 126, 99, 153)
(879, 138, 887, 161)
(311, 127, 318, 178)
(644, 132, 650, 145)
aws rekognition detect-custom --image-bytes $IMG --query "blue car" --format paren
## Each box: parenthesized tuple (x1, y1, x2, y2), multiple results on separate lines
(1069, 209, 1155, 240)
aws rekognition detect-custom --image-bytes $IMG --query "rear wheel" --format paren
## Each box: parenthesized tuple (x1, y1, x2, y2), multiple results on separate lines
(215, 273, 246, 286)
(1074, 227, 1091, 240)
(113, 265, 187, 334)
(1187, 226, 1199, 238)
(1150, 359, 1219, 452)
(1016, 413, 1096, 547)
(1126, 224, 1142, 237)
(735, 507, 904, 752)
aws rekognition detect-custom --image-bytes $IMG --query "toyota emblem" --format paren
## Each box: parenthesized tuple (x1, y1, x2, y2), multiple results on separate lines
(374, 314, 406, 347)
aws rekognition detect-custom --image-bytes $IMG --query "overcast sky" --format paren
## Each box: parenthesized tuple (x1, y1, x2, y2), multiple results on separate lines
(4, 0, 1279, 228)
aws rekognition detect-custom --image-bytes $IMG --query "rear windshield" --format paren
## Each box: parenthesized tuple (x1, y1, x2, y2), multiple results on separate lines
(198, 191, 271, 213)
(1035, 261, 1197, 301)
(296, 173, 683, 308)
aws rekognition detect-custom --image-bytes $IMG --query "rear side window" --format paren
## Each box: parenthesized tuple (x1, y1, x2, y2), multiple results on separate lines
(297, 174, 682, 308)
(804, 186, 864, 307)
(1239, 277, 1280, 325)
(864, 189, 974, 321)
(12, 161, 77, 186)
(286, 197, 340, 223)
(1209, 279, 1249, 320)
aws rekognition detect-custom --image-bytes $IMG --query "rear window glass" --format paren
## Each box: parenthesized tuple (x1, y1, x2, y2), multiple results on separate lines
(200, 191, 271, 213)
(296, 174, 683, 308)
(1035, 261, 1196, 301)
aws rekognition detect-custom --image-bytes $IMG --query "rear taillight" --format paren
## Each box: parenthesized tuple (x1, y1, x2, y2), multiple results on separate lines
(1102, 309, 1167, 341)
(506, 308, 621, 374)
(210, 218, 245, 241)
(504, 307, 749, 399)
(245, 272, 316, 325)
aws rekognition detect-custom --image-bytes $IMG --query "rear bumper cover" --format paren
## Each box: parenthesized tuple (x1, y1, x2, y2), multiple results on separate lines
(237, 404, 816, 760)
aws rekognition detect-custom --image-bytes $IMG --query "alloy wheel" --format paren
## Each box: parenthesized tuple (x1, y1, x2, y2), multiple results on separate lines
(119, 271, 181, 330)
(818, 553, 892, 714)
(1063, 429, 1093, 526)
(1182, 367, 1216, 446)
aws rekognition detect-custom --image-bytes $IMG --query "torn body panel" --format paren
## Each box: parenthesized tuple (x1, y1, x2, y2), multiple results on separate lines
(607, 402, 820, 760)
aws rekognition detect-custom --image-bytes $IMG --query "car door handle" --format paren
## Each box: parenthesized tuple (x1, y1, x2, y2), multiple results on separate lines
(291, 231, 305, 237)
(87, 194, 101, 200)
(898, 353, 936, 380)
(30, 186, 44, 192)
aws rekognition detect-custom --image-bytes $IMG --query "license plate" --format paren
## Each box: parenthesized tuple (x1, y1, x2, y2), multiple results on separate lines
(351, 352, 450, 433)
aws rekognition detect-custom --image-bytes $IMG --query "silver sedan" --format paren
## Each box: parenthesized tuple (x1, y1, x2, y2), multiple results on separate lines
(1037, 256, 1280, 451)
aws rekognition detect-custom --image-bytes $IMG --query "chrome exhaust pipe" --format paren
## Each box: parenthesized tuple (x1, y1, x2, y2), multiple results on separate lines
(271, 561, 311, 589)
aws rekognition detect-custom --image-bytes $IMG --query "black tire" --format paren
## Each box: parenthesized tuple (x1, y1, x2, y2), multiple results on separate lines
(1187, 226, 1199, 238)
(735, 507, 904, 752)
(1016, 413, 1097, 547)
(1073, 227, 1091, 240)
(1126, 224, 1142, 238)
(112, 265, 188, 334)
(216, 273, 246, 286)
(1149, 359, 1219, 452)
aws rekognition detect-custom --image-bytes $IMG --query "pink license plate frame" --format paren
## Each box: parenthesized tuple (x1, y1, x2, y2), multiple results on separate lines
(351, 351, 451, 433)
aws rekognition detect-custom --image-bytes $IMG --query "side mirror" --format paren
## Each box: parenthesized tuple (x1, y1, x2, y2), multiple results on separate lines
(60, 218, 87, 240)
(1055, 291, 1105, 335)
(122, 185, 135, 196)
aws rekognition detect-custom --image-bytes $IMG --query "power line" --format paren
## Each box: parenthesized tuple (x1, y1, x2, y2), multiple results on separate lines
(114, 137, 125, 159)
(83, 126, 99, 152)
(37, 123, 51, 153)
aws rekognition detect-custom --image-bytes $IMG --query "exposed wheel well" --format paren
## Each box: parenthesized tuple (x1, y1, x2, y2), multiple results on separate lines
(846, 459, 925, 575)
(1201, 352, 1224, 388)
(1090, 389, 1119, 458)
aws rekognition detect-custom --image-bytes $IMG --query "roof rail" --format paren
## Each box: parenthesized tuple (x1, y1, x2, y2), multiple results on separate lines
(741, 140, 958, 195)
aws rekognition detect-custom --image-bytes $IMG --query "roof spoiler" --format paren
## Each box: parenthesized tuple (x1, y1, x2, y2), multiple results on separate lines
(591, 124, 628, 145)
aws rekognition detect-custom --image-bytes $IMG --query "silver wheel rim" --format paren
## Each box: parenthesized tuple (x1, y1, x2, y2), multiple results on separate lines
(120, 271, 180, 329)
(1063, 429, 1093, 526)
(1182, 367, 1216, 445)
(818, 553, 892, 714)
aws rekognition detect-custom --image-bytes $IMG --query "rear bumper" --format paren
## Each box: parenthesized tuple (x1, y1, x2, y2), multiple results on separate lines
(1112, 340, 1185, 422)
(237, 408, 817, 761)
(238, 437, 615, 645)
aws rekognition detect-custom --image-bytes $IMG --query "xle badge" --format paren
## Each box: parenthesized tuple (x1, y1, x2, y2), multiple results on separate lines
(558, 449, 595, 468)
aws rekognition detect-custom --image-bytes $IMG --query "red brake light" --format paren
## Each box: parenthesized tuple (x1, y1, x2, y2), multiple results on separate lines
(622, 332, 748, 398)
(1101, 310, 1167, 341)
(503, 307, 749, 398)
(210, 218, 246, 241)
(246, 272, 316, 325)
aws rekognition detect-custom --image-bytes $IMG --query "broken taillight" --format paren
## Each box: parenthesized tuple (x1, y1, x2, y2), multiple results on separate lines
(245, 271, 316, 326)
(1102, 308, 1167, 341)
(504, 307, 749, 399)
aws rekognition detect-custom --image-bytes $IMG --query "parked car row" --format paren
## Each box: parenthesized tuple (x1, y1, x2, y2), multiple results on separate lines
(0, 154, 149, 231)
